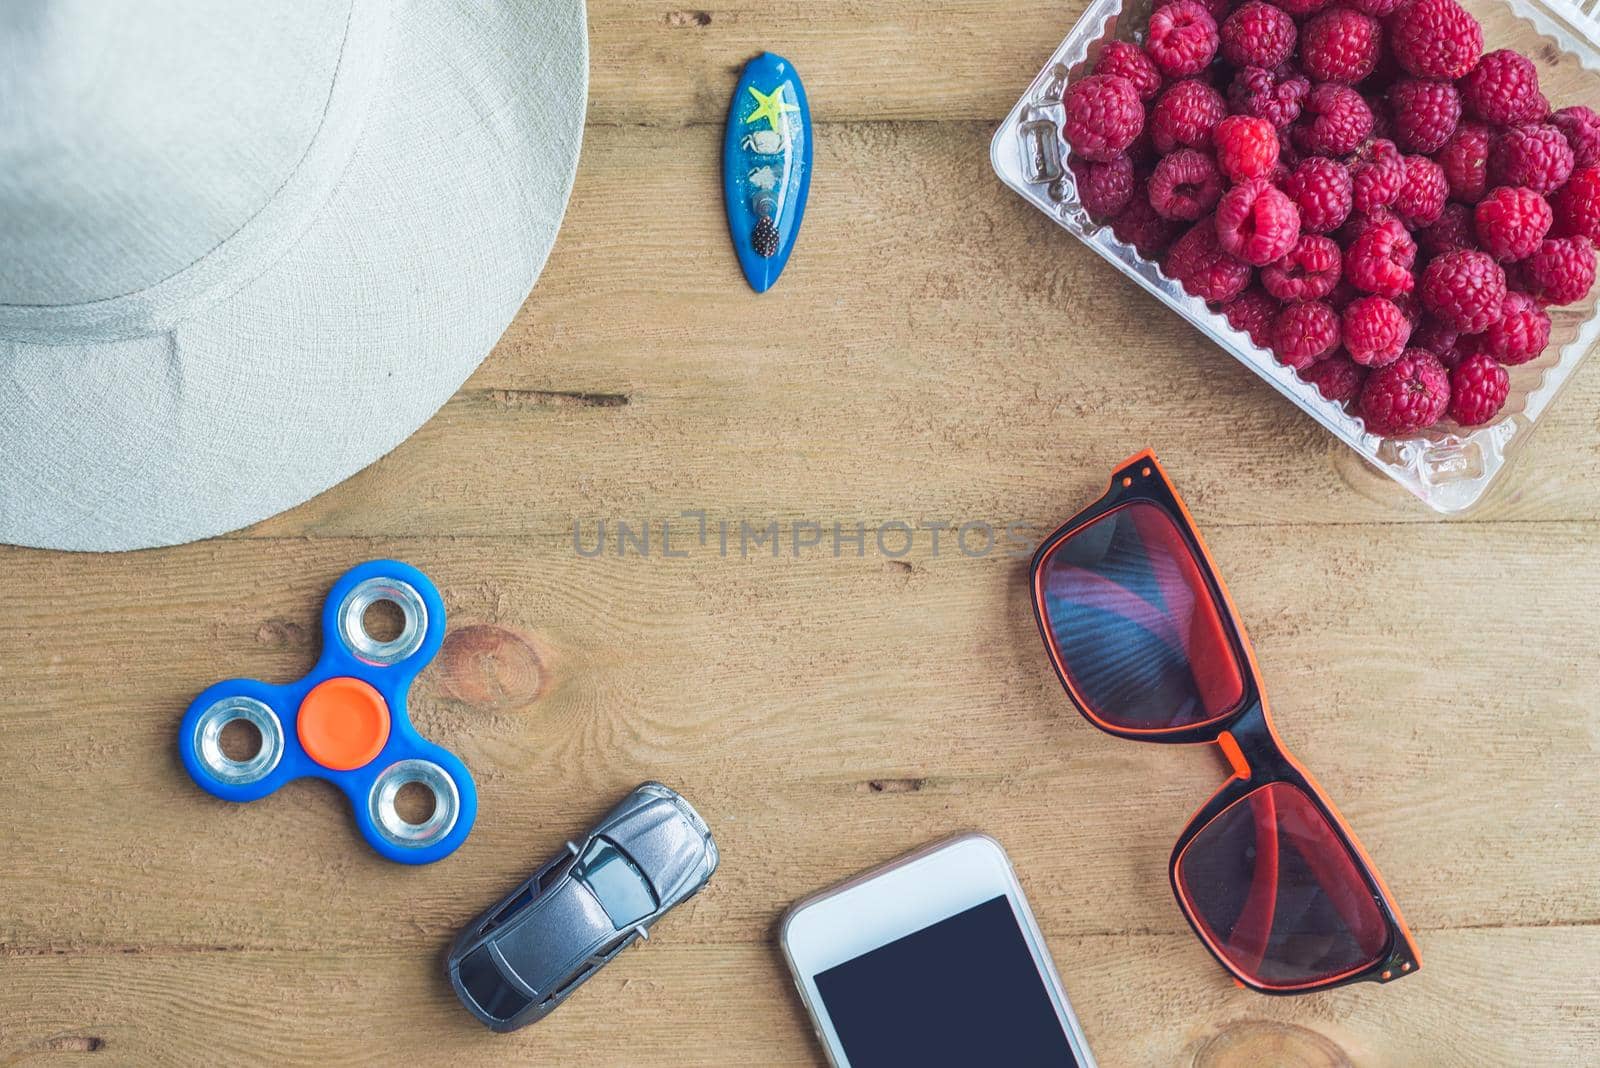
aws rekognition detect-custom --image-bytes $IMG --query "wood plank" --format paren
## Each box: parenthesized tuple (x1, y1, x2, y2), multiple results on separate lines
(3, 927, 1595, 1066)
(2, 531, 1595, 955)
(587, 2, 1073, 125)
(234, 121, 1600, 541)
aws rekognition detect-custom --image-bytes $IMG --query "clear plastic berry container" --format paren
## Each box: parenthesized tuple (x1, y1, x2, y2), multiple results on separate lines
(991, 0, 1600, 513)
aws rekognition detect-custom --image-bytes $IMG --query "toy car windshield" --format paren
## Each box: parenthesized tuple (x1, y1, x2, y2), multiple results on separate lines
(577, 838, 658, 927)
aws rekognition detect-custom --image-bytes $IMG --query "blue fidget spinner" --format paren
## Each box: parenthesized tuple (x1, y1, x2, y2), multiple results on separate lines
(178, 560, 477, 864)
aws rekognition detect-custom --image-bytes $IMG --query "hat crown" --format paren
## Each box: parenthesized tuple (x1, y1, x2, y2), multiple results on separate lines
(0, 0, 362, 310)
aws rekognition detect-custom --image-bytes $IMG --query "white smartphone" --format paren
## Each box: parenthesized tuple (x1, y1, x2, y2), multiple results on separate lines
(780, 834, 1098, 1067)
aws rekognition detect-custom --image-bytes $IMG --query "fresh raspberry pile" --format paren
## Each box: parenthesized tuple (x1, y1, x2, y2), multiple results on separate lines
(1062, 0, 1600, 435)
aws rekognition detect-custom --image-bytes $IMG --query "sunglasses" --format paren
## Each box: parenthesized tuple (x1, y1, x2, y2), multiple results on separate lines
(1029, 450, 1421, 994)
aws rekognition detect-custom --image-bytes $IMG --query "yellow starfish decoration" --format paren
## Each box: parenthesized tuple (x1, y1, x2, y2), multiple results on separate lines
(745, 84, 798, 132)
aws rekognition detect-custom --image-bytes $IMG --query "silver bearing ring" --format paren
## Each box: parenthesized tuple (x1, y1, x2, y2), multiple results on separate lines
(337, 577, 427, 666)
(194, 696, 284, 786)
(368, 759, 459, 849)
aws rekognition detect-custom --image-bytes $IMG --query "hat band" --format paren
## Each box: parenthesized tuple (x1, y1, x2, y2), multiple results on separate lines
(0, 0, 390, 346)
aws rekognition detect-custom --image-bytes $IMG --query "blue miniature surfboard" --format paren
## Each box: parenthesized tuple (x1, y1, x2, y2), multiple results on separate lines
(723, 52, 812, 293)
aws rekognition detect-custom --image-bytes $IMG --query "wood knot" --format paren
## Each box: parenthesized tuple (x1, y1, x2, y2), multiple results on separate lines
(859, 777, 925, 794)
(666, 9, 712, 26)
(1193, 1021, 1351, 1068)
(436, 624, 545, 711)
(44, 1036, 105, 1052)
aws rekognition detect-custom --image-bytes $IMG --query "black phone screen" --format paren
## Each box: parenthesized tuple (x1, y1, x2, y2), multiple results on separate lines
(812, 894, 1081, 1066)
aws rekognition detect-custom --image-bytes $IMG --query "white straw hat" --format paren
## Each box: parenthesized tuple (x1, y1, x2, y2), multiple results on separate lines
(0, 0, 587, 551)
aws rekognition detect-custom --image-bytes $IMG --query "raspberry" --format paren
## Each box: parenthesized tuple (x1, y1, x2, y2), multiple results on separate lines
(1552, 106, 1600, 169)
(1393, 154, 1448, 227)
(1448, 353, 1510, 425)
(1155, 0, 1230, 24)
(1340, 206, 1401, 244)
(1359, 349, 1451, 434)
(1293, 84, 1374, 158)
(1388, 0, 1483, 81)
(1271, 300, 1342, 368)
(1410, 317, 1459, 360)
(1125, 128, 1158, 170)
(1347, 0, 1405, 16)
(1434, 122, 1492, 204)
(1070, 155, 1137, 218)
(1147, 0, 1220, 78)
(1343, 295, 1412, 365)
(1346, 216, 1418, 296)
(1300, 8, 1382, 85)
(1228, 66, 1310, 129)
(1392, 289, 1422, 325)
(1165, 218, 1254, 302)
(1492, 124, 1576, 196)
(1459, 50, 1546, 126)
(1480, 291, 1550, 365)
(1351, 139, 1405, 213)
(1094, 41, 1165, 102)
(1328, 279, 1362, 310)
(1149, 149, 1224, 220)
(1420, 249, 1508, 331)
(1417, 202, 1477, 257)
(1523, 235, 1597, 305)
(1151, 80, 1228, 155)
(1283, 157, 1353, 233)
(1501, 257, 1532, 294)
(1112, 189, 1183, 256)
(1474, 185, 1552, 261)
(1438, 333, 1480, 368)
(1215, 177, 1302, 265)
(1550, 167, 1600, 242)
(1222, 287, 1279, 347)
(1263, 234, 1342, 300)
(1063, 75, 1145, 162)
(1271, 0, 1334, 17)
(1303, 353, 1369, 402)
(1220, 2, 1297, 69)
(1213, 115, 1280, 181)
(1386, 79, 1460, 155)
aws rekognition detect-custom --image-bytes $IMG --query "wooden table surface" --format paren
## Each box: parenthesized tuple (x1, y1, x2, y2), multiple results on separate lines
(5, 3, 1599, 1065)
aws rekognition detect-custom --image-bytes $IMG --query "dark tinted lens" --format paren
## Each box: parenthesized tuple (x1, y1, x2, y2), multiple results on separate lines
(1175, 782, 1389, 988)
(1038, 502, 1244, 731)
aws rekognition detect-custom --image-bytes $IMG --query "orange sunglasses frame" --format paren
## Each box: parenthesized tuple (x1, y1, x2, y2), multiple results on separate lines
(1029, 449, 1421, 993)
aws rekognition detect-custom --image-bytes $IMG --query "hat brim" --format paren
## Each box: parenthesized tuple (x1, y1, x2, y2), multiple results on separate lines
(0, 0, 588, 551)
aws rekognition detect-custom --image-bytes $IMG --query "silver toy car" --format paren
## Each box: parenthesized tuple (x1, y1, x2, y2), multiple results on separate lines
(446, 781, 718, 1031)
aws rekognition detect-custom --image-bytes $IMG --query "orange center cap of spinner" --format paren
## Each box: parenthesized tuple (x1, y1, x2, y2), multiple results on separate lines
(298, 677, 390, 771)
